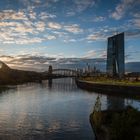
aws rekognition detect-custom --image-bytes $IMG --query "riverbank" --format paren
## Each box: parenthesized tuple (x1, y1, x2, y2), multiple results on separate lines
(76, 78, 140, 97)
(90, 106, 140, 140)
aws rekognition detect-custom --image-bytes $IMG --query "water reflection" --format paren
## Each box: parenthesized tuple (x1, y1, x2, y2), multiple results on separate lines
(42, 78, 78, 92)
(48, 78, 52, 89)
(0, 78, 95, 140)
(107, 96, 125, 110)
(0, 78, 140, 140)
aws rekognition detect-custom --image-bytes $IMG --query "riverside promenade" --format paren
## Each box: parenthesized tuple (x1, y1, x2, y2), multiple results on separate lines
(76, 78, 140, 97)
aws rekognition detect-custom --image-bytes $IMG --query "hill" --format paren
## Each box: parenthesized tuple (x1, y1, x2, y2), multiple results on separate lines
(0, 61, 43, 85)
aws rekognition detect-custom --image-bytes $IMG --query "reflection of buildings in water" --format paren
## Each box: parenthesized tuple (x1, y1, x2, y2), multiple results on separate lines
(125, 99, 133, 106)
(42, 78, 77, 92)
(51, 78, 77, 92)
(107, 96, 125, 110)
(48, 79, 52, 89)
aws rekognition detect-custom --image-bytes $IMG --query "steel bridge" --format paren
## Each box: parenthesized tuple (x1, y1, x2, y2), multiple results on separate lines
(52, 69, 80, 77)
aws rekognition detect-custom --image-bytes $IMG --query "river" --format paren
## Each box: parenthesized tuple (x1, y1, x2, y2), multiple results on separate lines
(0, 78, 140, 140)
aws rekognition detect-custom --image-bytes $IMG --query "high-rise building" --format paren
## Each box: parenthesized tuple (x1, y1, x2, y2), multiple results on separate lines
(107, 32, 125, 77)
(107, 96, 125, 110)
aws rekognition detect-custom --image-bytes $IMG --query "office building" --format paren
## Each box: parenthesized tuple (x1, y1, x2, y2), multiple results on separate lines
(107, 32, 125, 77)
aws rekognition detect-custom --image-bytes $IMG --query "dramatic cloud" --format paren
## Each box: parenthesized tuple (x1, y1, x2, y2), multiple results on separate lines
(0, 53, 139, 72)
(73, 0, 96, 12)
(125, 29, 140, 38)
(46, 35, 56, 40)
(48, 22, 62, 29)
(86, 33, 106, 41)
(64, 24, 83, 34)
(111, 0, 140, 20)
(0, 54, 107, 71)
(39, 12, 56, 20)
(92, 16, 106, 22)
(0, 8, 58, 44)
(0, 10, 28, 20)
(133, 19, 140, 28)
(34, 21, 46, 32)
(83, 50, 96, 58)
(0, 20, 46, 44)
(65, 0, 97, 17)
(0, 0, 140, 63)
(83, 50, 106, 58)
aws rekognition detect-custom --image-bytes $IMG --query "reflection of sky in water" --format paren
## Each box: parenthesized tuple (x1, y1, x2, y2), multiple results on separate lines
(0, 78, 140, 139)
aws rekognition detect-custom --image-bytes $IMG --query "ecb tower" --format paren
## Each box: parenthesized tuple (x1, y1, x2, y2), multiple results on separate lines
(107, 32, 125, 77)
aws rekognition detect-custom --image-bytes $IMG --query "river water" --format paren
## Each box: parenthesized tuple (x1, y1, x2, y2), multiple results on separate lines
(0, 78, 140, 140)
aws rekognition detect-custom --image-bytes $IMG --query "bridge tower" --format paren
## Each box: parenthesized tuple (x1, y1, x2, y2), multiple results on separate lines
(48, 65, 52, 75)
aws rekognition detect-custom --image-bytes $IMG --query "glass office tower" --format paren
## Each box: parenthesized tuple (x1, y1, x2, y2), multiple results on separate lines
(107, 32, 124, 77)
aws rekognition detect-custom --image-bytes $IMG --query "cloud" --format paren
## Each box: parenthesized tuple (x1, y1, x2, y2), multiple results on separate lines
(63, 39, 77, 43)
(133, 19, 140, 28)
(0, 9, 48, 44)
(110, 0, 139, 20)
(99, 50, 107, 58)
(92, 16, 106, 22)
(0, 54, 64, 71)
(83, 49, 106, 58)
(86, 33, 106, 41)
(83, 50, 96, 58)
(10, 24, 34, 34)
(46, 35, 56, 40)
(0, 10, 28, 20)
(0, 55, 14, 62)
(2, 37, 44, 45)
(86, 22, 140, 41)
(15, 37, 44, 44)
(133, 13, 140, 18)
(53, 31, 68, 37)
(39, 12, 56, 20)
(64, 24, 83, 34)
(0, 21, 45, 44)
(66, 11, 76, 17)
(65, 0, 97, 17)
(73, 0, 96, 12)
(34, 21, 46, 32)
(28, 10, 36, 19)
(48, 22, 62, 29)
(125, 29, 140, 38)
(0, 54, 107, 71)
(0, 21, 21, 27)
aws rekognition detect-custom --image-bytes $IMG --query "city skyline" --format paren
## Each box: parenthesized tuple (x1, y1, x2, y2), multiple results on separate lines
(0, 0, 140, 69)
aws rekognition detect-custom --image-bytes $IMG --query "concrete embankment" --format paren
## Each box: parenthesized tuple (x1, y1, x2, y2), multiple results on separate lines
(76, 79, 140, 96)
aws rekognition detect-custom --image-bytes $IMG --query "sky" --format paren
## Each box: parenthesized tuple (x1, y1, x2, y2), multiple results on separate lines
(0, 0, 140, 70)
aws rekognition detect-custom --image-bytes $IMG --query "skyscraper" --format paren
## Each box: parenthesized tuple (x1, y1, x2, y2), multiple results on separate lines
(107, 32, 125, 77)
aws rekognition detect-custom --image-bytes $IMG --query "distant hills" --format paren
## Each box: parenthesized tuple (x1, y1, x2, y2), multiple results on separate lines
(0, 61, 43, 85)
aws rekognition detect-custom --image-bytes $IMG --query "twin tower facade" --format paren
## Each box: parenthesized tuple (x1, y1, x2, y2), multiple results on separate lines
(107, 32, 125, 77)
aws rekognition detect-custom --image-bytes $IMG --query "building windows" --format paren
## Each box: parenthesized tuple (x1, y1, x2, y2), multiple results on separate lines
(107, 32, 124, 77)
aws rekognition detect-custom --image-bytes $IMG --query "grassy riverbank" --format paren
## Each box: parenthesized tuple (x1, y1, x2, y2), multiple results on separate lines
(76, 77, 140, 96)
(80, 77, 140, 86)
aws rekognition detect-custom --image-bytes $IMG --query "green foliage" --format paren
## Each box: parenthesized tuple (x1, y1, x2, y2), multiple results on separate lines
(92, 96, 102, 130)
(81, 76, 140, 86)
(110, 106, 140, 140)
(135, 136, 140, 140)
(92, 111, 102, 131)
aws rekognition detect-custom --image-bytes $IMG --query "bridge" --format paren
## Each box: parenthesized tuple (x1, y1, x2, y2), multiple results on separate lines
(42, 66, 82, 79)
(52, 68, 80, 77)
